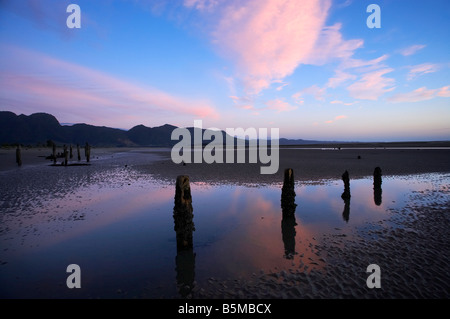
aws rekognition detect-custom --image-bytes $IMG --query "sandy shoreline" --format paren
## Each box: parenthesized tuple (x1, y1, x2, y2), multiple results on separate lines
(1, 146, 449, 299)
(133, 147, 450, 185)
(190, 185, 450, 299)
(2, 147, 449, 183)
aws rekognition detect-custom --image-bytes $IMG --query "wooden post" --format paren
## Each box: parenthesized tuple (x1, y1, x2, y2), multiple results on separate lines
(173, 175, 195, 250)
(77, 144, 81, 161)
(173, 175, 196, 298)
(85, 142, 90, 162)
(70, 145, 73, 159)
(52, 142, 56, 165)
(63, 145, 68, 166)
(281, 168, 297, 218)
(16, 145, 22, 167)
(341, 170, 351, 200)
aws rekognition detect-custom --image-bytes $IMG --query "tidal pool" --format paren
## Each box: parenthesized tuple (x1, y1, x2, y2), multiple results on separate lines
(0, 159, 447, 298)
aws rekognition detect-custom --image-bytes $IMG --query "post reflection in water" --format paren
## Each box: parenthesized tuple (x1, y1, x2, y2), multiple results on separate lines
(173, 175, 196, 298)
(373, 167, 383, 206)
(341, 170, 351, 222)
(281, 168, 298, 259)
(342, 197, 350, 223)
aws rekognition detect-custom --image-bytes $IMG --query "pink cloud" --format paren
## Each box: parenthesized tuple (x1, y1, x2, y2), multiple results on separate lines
(183, 0, 219, 11)
(293, 85, 327, 102)
(399, 44, 426, 56)
(199, 0, 333, 94)
(0, 45, 219, 128)
(330, 100, 358, 106)
(327, 70, 357, 88)
(183, 0, 365, 96)
(407, 63, 440, 80)
(303, 23, 363, 66)
(325, 115, 347, 124)
(275, 82, 289, 91)
(265, 99, 297, 113)
(438, 86, 450, 97)
(347, 68, 395, 100)
(387, 86, 450, 103)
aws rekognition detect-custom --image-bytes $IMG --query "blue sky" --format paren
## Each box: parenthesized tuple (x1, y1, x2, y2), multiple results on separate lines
(0, 0, 449, 141)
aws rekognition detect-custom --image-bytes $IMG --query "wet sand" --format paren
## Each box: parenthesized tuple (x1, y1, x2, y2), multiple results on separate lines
(133, 147, 450, 184)
(2, 146, 449, 181)
(1, 146, 449, 299)
(190, 182, 450, 298)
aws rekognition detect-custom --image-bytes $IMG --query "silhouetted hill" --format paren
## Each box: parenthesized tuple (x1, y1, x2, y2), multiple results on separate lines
(0, 111, 65, 144)
(0, 111, 345, 147)
(127, 124, 178, 147)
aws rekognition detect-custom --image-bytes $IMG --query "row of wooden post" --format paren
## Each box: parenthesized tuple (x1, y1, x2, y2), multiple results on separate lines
(172, 167, 383, 247)
(173, 167, 383, 240)
(172, 168, 383, 295)
(57, 143, 90, 166)
(15, 142, 91, 167)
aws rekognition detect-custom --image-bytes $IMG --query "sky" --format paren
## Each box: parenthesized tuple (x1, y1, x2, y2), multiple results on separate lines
(0, 0, 449, 142)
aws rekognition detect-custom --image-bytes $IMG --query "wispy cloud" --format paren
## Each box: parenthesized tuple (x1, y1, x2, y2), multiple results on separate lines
(0, 45, 219, 128)
(347, 68, 395, 100)
(330, 100, 358, 106)
(275, 82, 289, 91)
(209, 0, 331, 94)
(293, 85, 327, 102)
(407, 63, 440, 80)
(184, 0, 365, 96)
(183, 0, 219, 11)
(325, 115, 347, 124)
(300, 55, 391, 103)
(327, 70, 357, 88)
(399, 44, 426, 56)
(265, 99, 297, 113)
(387, 86, 450, 103)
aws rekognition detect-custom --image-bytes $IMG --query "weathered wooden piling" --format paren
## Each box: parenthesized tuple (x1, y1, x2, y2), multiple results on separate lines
(341, 170, 351, 200)
(63, 145, 68, 166)
(281, 168, 297, 218)
(173, 175, 196, 297)
(16, 145, 22, 167)
(52, 142, 56, 165)
(280, 169, 298, 258)
(373, 167, 382, 206)
(70, 145, 73, 159)
(77, 144, 81, 161)
(173, 175, 195, 250)
(85, 142, 91, 162)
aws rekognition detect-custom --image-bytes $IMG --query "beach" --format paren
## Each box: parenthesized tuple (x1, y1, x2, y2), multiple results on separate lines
(0, 146, 449, 299)
(134, 146, 450, 184)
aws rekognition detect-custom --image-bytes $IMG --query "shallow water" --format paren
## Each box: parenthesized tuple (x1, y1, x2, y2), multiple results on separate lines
(0, 155, 448, 298)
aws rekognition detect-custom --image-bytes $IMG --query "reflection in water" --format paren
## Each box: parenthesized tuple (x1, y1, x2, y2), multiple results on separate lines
(281, 168, 297, 259)
(173, 175, 196, 298)
(341, 170, 351, 222)
(373, 167, 382, 206)
(281, 216, 297, 259)
(342, 197, 351, 223)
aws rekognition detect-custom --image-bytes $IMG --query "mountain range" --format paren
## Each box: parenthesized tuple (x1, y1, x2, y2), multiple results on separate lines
(0, 111, 334, 147)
